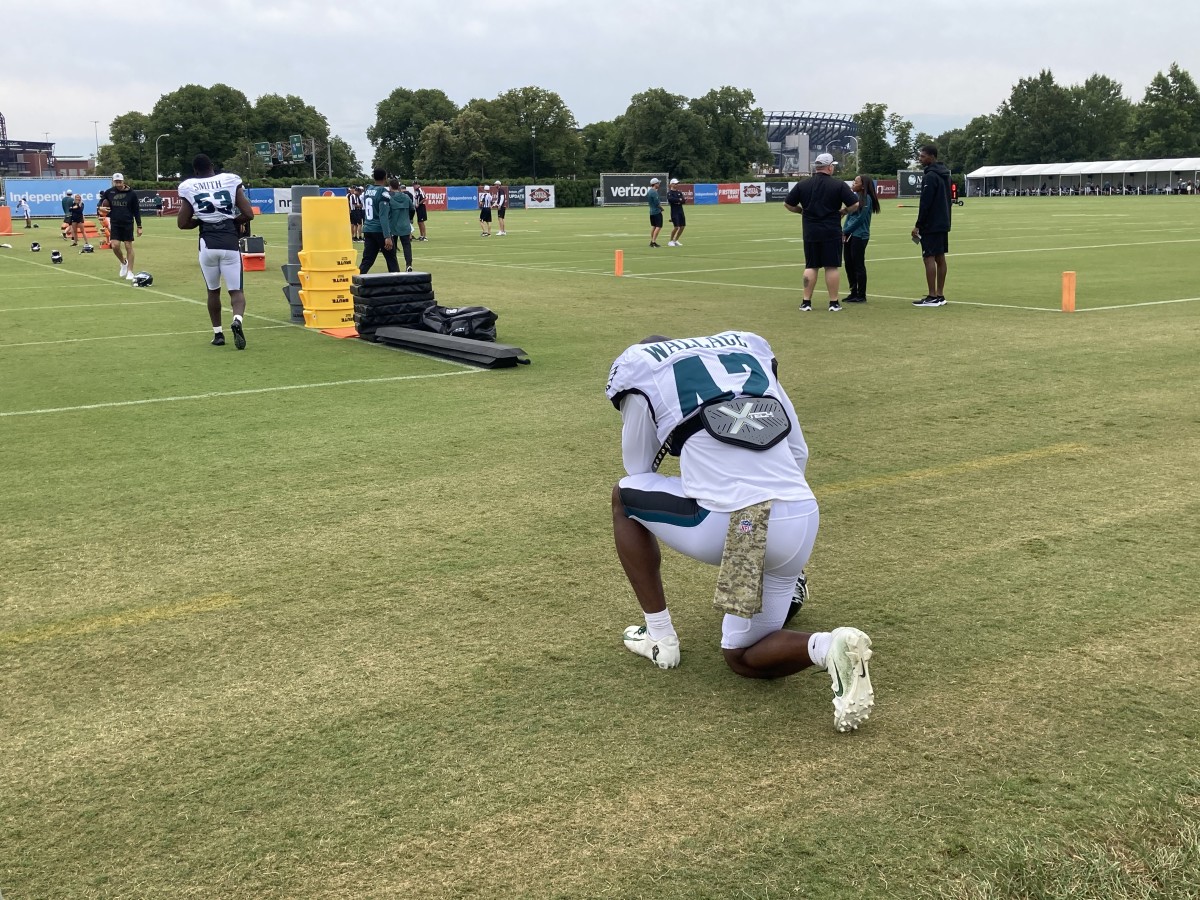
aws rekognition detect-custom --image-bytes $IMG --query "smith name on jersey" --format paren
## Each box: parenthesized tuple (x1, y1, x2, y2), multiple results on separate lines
(178, 172, 243, 251)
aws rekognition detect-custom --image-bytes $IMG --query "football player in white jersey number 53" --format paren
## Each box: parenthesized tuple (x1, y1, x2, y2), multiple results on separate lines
(606, 331, 875, 732)
(177, 154, 255, 349)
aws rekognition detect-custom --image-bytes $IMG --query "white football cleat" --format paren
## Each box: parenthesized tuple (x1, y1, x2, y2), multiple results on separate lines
(826, 627, 874, 732)
(119, 262, 128, 278)
(623, 625, 680, 669)
(126, 272, 136, 281)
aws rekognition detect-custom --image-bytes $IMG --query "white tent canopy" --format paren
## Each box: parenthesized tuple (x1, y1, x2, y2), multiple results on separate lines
(966, 158, 1200, 194)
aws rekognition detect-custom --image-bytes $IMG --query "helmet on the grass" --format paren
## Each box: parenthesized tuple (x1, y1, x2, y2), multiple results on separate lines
(132, 271, 153, 287)
(50, 250, 63, 264)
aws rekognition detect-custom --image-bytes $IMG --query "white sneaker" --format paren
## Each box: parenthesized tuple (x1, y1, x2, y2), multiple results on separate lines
(126, 272, 136, 281)
(825, 627, 874, 732)
(119, 262, 128, 278)
(674, 240, 682, 246)
(623, 625, 680, 669)
(667, 241, 677, 247)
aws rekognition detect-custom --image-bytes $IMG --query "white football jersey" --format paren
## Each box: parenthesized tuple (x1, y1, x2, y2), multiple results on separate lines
(606, 331, 813, 512)
(178, 172, 243, 224)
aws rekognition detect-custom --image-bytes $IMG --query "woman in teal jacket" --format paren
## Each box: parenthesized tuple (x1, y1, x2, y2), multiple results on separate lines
(842, 175, 880, 303)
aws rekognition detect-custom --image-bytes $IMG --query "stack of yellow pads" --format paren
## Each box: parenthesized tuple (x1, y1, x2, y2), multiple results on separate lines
(296, 197, 357, 329)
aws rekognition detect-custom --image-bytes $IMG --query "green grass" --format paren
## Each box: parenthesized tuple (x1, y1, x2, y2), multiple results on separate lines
(2, 197, 1199, 899)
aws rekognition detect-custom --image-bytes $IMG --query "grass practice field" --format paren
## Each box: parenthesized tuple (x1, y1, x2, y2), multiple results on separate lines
(2, 197, 1198, 899)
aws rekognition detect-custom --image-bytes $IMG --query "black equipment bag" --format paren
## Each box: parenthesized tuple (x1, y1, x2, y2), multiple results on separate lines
(421, 305, 497, 342)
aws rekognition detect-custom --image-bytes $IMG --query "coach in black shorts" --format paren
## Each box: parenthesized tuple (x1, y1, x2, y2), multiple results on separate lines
(784, 153, 859, 312)
(98, 173, 143, 281)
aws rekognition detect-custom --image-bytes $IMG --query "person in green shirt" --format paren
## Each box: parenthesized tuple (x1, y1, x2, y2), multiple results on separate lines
(360, 167, 398, 273)
(61, 191, 74, 240)
(388, 178, 415, 272)
(647, 177, 663, 247)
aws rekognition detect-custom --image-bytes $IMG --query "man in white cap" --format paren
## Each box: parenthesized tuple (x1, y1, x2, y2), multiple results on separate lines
(666, 178, 686, 246)
(98, 173, 143, 280)
(493, 180, 508, 235)
(784, 153, 859, 312)
(647, 177, 663, 247)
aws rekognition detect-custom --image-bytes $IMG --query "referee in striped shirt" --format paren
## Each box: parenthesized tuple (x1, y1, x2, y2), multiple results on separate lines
(478, 183, 493, 236)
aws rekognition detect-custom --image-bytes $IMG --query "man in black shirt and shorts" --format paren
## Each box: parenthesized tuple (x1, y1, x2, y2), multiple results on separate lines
(784, 154, 859, 312)
(98, 173, 143, 281)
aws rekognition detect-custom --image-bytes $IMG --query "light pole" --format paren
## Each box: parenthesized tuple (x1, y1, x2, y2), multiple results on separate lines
(531, 125, 537, 181)
(155, 125, 182, 181)
(91, 120, 100, 156)
(154, 133, 170, 181)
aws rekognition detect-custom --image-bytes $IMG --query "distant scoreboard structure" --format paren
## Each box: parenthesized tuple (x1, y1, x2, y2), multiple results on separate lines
(0, 111, 56, 177)
(763, 111, 858, 175)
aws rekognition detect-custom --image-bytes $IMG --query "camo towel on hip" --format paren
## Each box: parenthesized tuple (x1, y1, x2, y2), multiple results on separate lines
(713, 500, 773, 618)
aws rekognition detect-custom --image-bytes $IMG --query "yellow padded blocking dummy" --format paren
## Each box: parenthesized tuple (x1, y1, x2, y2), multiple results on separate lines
(300, 196, 353, 252)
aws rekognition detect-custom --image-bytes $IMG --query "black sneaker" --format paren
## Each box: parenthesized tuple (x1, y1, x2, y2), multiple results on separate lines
(406, 265, 413, 272)
(913, 295, 941, 307)
(843, 295, 866, 303)
(231, 319, 246, 350)
(799, 300, 812, 312)
(934, 295, 947, 306)
(784, 571, 808, 625)
(211, 332, 226, 346)
(828, 301, 842, 312)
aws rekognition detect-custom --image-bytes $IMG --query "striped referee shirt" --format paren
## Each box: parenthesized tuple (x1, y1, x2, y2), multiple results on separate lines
(479, 190, 493, 209)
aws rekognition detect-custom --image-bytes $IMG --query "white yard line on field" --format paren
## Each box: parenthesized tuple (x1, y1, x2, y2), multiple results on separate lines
(0, 253, 480, 370)
(0, 300, 179, 312)
(1, 325, 293, 349)
(0, 370, 483, 418)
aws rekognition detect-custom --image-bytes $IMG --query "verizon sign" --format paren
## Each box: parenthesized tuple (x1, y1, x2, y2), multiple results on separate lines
(600, 173, 669, 207)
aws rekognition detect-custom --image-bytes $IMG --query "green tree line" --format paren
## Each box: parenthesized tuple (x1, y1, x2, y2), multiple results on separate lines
(98, 83, 773, 185)
(856, 62, 1200, 175)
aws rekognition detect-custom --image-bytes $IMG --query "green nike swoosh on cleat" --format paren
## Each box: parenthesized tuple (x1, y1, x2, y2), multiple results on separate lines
(832, 667, 845, 697)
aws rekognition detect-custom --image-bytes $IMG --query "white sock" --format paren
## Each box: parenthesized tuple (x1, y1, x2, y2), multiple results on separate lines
(807, 632, 832, 668)
(643, 609, 676, 641)
(232, 314, 243, 325)
(213, 326, 223, 334)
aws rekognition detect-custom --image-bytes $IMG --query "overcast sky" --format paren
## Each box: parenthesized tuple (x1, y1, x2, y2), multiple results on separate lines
(3, 0, 1197, 169)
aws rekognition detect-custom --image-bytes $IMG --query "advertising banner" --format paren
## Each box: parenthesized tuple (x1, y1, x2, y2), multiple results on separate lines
(897, 170, 923, 198)
(876, 179, 898, 199)
(506, 185, 526, 209)
(599, 173, 669, 207)
(273, 188, 293, 212)
(693, 184, 718, 205)
(246, 188, 276, 215)
(5, 177, 110, 217)
(524, 185, 556, 209)
(717, 183, 742, 204)
(740, 182, 766, 204)
(765, 182, 792, 203)
(673, 184, 695, 204)
(138, 194, 164, 216)
(418, 186, 446, 211)
(156, 190, 181, 216)
(446, 185, 477, 212)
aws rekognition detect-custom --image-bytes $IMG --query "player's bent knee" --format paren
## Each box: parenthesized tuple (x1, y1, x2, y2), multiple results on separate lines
(722, 647, 757, 678)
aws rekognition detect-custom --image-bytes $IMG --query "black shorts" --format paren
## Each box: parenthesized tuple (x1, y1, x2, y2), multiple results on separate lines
(670, 208, 686, 227)
(650, 213, 664, 228)
(110, 222, 135, 242)
(496, 206, 506, 219)
(350, 209, 365, 225)
(416, 205, 428, 223)
(920, 232, 949, 257)
(803, 238, 843, 269)
(68, 212, 84, 224)
(479, 209, 492, 223)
